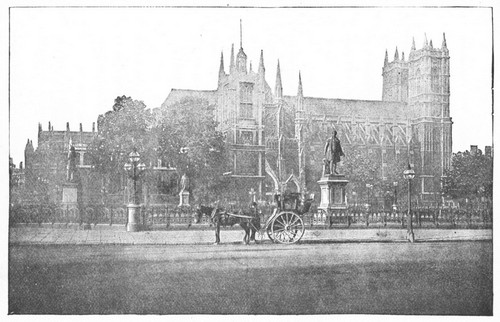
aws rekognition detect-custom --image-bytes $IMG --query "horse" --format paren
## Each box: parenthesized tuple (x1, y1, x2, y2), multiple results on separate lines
(195, 204, 261, 245)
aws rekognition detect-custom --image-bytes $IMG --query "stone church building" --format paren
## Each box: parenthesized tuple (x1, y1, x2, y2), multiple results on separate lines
(162, 28, 452, 203)
(19, 27, 452, 206)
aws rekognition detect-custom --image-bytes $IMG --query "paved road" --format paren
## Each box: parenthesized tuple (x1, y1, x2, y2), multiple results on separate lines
(9, 226, 493, 245)
(9, 241, 492, 315)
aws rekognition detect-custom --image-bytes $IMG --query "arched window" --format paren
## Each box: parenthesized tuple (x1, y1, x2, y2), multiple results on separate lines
(239, 82, 254, 119)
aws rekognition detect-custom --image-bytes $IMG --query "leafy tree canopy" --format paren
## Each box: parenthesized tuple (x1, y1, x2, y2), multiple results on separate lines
(154, 98, 229, 202)
(87, 96, 154, 188)
(88, 96, 229, 202)
(342, 146, 414, 206)
(443, 150, 493, 201)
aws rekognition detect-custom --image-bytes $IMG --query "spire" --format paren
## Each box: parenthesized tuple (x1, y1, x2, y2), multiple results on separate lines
(229, 44, 235, 74)
(423, 33, 428, 47)
(275, 60, 283, 99)
(442, 32, 447, 49)
(297, 71, 303, 97)
(258, 50, 265, 75)
(297, 71, 304, 112)
(411, 37, 416, 51)
(236, 20, 247, 74)
(218, 51, 225, 82)
(430, 39, 433, 48)
(384, 49, 388, 66)
(394, 47, 399, 61)
(239, 19, 243, 49)
(401, 51, 405, 61)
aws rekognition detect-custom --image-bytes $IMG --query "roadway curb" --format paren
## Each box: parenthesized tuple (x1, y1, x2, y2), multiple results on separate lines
(9, 236, 492, 246)
(9, 227, 492, 246)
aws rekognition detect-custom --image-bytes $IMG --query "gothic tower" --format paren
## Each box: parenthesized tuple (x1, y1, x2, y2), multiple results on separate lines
(382, 47, 409, 102)
(212, 21, 273, 201)
(408, 33, 452, 195)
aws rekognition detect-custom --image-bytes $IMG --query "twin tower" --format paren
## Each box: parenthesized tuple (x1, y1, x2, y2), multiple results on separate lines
(382, 33, 450, 119)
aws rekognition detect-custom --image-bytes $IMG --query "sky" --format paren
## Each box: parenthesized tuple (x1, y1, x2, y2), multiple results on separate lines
(8, 6, 493, 165)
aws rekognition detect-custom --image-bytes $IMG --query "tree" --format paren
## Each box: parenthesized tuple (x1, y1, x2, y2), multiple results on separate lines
(154, 97, 229, 203)
(342, 147, 382, 205)
(443, 150, 493, 201)
(341, 145, 416, 208)
(87, 96, 154, 196)
(88, 96, 229, 204)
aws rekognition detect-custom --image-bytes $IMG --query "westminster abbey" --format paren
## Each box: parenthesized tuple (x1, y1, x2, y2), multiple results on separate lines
(163, 28, 452, 203)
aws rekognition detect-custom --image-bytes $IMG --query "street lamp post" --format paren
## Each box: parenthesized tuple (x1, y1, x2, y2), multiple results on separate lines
(403, 164, 416, 242)
(392, 181, 398, 212)
(124, 149, 146, 232)
(365, 183, 373, 209)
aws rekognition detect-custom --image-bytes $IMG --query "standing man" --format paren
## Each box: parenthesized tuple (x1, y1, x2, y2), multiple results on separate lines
(324, 130, 345, 175)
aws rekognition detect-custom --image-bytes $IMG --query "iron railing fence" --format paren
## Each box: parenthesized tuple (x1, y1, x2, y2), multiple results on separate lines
(9, 202, 492, 229)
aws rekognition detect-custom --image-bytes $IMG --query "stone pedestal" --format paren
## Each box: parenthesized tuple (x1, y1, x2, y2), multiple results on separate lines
(178, 190, 190, 207)
(62, 183, 78, 205)
(126, 204, 141, 232)
(317, 174, 349, 211)
(62, 182, 91, 229)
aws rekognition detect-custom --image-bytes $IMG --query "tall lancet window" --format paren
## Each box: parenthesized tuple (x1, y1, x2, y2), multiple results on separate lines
(239, 82, 254, 119)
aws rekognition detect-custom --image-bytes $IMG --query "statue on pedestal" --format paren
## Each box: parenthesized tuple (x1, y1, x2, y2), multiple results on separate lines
(66, 145, 77, 182)
(180, 173, 190, 192)
(179, 173, 191, 207)
(318, 131, 349, 217)
(324, 130, 344, 175)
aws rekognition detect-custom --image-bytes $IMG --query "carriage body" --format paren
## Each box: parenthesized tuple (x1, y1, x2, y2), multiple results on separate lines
(262, 192, 311, 244)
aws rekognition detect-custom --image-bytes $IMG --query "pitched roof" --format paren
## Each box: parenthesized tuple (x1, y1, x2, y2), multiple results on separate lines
(161, 89, 217, 109)
(283, 95, 409, 121)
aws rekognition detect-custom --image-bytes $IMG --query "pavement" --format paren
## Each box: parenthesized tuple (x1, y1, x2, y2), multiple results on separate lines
(8, 225, 493, 245)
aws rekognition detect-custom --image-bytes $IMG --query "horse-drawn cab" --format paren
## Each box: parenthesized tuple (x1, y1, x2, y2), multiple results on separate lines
(195, 193, 314, 245)
(265, 192, 314, 244)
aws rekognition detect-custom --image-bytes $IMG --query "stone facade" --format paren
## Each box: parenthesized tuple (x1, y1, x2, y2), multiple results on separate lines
(21, 122, 96, 204)
(25, 122, 96, 174)
(162, 29, 453, 202)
